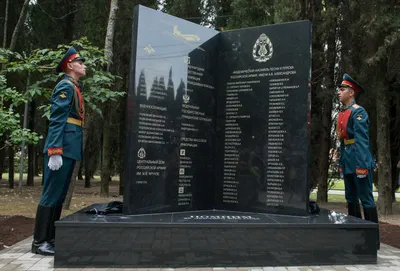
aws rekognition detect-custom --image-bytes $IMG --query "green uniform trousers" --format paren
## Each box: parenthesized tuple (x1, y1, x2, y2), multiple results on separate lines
(39, 155, 76, 207)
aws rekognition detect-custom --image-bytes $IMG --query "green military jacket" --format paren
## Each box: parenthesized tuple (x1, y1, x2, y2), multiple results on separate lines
(337, 102, 374, 175)
(43, 75, 84, 161)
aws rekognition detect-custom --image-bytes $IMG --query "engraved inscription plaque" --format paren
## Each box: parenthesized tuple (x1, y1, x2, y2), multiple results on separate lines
(124, 5, 311, 216)
(215, 23, 311, 215)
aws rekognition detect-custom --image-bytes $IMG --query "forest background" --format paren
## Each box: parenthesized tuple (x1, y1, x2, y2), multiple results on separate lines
(0, 0, 399, 215)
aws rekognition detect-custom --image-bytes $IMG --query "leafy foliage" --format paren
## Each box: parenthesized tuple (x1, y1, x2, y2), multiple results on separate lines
(0, 74, 42, 149)
(227, 0, 275, 29)
(0, 37, 124, 151)
(6, 37, 124, 118)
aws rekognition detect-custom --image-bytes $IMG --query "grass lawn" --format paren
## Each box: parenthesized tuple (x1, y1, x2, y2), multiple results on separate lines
(329, 179, 378, 191)
(2, 173, 29, 180)
(310, 192, 378, 203)
(0, 175, 122, 218)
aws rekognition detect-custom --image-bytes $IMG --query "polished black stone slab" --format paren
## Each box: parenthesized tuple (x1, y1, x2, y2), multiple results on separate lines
(124, 5, 312, 216)
(54, 205, 378, 268)
(214, 22, 312, 216)
(124, 5, 218, 215)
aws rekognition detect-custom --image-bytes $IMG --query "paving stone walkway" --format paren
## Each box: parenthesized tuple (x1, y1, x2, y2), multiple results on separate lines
(0, 237, 400, 271)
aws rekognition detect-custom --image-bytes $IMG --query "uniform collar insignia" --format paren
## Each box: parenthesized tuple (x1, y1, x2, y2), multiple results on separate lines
(65, 75, 80, 88)
(343, 100, 356, 110)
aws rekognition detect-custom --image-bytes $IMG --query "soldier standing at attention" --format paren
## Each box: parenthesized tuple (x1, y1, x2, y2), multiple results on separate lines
(31, 47, 86, 255)
(337, 73, 379, 248)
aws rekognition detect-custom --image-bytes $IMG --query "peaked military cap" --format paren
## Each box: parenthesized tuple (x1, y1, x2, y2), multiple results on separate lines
(56, 46, 85, 73)
(338, 73, 364, 94)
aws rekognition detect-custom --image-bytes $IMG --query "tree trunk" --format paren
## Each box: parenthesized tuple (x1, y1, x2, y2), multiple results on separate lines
(119, 96, 125, 196)
(27, 144, 34, 186)
(317, 99, 333, 202)
(9, 0, 29, 50)
(1, 0, 13, 184)
(19, 72, 30, 189)
(317, 1, 338, 203)
(78, 163, 83, 180)
(35, 148, 41, 176)
(104, 0, 119, 71)
(84, 173, 91, 188)
(309, 62, 324, 192)
(0, 146, 5, 180)
(100, 0, 119, 197)
(390, 93, 400, 202)
(6, 0, 29, 188)
(2, 0, 9, 48)
(63, 120, 90, 210)
(376, 81, 392, 215)
(214, 0, 232, 30)
(64, 0, 77, 42)
(100, 107, 111, 197)
(8, 147, 14, 189)
(27, 100, 36, 186)
(302, 0, 323, 192)
(63, 160, 81, 210)
(84, 132, 92, 188)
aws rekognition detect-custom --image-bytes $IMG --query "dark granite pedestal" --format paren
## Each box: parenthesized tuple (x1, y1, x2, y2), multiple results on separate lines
(54, 205, 378, 268)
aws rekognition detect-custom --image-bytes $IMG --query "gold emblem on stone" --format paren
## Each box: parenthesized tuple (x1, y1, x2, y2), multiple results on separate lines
(183, 94, 190, 104)
(144, 44, 155, 54)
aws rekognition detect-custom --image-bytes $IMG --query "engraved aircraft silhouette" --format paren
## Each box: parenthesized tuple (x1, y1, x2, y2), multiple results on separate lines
(173, 25, 200, 42)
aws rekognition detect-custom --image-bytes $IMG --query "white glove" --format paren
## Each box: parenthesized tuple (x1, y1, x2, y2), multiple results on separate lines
(357, 174, 367, 178)
(48, 155, 63, 171)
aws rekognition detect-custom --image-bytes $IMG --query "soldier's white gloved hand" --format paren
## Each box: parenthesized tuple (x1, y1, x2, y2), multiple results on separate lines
(48, 155, 63, 171)
(357, 174, 367, 178)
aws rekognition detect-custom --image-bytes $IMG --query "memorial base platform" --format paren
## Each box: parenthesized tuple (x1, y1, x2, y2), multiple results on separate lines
(54, 205, 378, 268)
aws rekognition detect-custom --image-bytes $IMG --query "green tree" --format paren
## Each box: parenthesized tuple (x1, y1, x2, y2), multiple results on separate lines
(0, 73, 42, 149)
(3, 38, 124, 195)
(337, 0, 400, 214)
(227, 0, 275, 28)
(100, 0, 119, 197)
(163, 0, 204, 23)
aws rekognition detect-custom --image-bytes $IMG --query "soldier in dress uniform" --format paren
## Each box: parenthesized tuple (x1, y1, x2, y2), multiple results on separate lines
(31, 47, 86, 256)
(337, 73, 379, 248)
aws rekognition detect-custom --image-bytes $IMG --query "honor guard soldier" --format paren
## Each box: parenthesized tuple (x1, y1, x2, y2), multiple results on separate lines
(337, 73, 379, 248)
(32, 47, 86, 255)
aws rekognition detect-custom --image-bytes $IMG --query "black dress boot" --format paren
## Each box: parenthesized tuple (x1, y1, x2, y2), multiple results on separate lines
(364, 206, 380, 250)
(31, 205, 56, 256)
(347, 202, 362, 218)
(48, 205, 63, 248)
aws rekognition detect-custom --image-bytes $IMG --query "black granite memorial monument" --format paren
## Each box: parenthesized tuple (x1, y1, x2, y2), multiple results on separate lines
(54, 5, 378, 268)
(124, 5, 310, 216)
